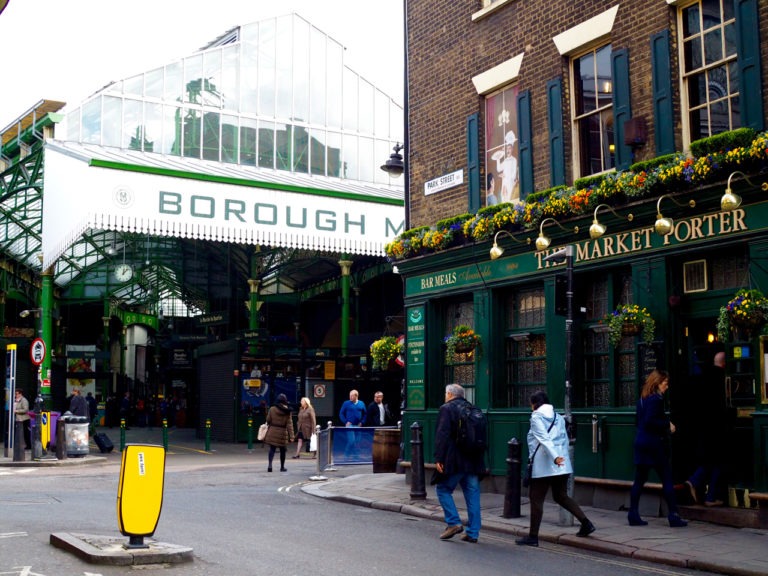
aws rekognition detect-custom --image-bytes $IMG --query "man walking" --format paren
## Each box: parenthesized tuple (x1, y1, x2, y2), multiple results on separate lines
(434, 383, 485, 543)
(365, 391, 393, 426)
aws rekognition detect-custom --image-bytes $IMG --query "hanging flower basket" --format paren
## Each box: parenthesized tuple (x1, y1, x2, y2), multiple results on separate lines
(717, 288, 768, 341)
(603, 304, 656, 347)
(444, 324, 482, 361)
(370, 336, 404, 370)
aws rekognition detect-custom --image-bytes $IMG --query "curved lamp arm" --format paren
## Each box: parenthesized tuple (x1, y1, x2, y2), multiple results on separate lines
(535, 217, 579, 251)
(655, 194, 696, 236)
(721, 170, 768, 211)
(489, 230, 529, 260)
(589, 204, 634, 239)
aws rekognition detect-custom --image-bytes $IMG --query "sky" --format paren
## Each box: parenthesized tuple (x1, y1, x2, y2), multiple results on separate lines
(0, 0, 404, 130)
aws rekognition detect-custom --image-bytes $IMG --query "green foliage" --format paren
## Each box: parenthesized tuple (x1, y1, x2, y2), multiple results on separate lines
(574, 174, 608, 191)
(629, 153, 679, 173)
(525, 185, 568, 205)
(717, 288, 768, 342)
(444, 324, 482, 361)
(370, 336, 403, 370)
(603, 304, 656, 348)
(690, 128, 757, 157)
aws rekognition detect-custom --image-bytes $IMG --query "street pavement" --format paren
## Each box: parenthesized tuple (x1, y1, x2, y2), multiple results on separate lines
(2, 426, 767, 576)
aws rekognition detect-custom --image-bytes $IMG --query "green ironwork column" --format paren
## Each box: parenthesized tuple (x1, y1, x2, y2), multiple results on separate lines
(338, 259, 353, 356)
(40, 267, 54, 405)
(248, 278, 260, 355)
(102, 306, 111, 403)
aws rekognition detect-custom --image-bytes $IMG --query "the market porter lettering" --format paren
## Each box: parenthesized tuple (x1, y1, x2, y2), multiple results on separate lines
(420, 271, 458, 289)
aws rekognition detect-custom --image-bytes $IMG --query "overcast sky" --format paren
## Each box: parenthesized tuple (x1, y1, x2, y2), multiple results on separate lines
(0, 0, 404, 129)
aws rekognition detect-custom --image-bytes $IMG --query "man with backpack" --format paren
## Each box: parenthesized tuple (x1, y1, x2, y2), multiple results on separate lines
(433, 383, 486, 543)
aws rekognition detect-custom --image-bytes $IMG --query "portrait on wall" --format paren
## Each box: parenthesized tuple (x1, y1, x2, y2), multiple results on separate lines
(485, 86, 520, 206)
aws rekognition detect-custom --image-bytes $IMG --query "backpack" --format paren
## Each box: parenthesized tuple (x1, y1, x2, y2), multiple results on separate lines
(456, 401, 488, 454)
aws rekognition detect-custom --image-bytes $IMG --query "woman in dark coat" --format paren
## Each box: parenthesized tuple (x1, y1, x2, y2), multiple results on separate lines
(628, 369, 687, 527)
(265, 394, 294, 472)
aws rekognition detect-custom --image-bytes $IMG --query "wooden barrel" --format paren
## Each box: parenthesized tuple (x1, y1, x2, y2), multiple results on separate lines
(372, 428, 401, 473)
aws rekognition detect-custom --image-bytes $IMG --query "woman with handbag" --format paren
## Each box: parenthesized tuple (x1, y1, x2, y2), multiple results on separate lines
(628, 369, 687, 527)
(516, 390, 595, 547)
(264, 394, 295, 472)
(293, 397, 316, 458)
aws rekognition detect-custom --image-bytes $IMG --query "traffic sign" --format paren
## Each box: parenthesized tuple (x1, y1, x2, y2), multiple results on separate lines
(30, 338, 46, 365)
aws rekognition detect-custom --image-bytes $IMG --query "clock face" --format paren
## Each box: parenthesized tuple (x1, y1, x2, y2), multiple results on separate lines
(114, 263, 133, 282)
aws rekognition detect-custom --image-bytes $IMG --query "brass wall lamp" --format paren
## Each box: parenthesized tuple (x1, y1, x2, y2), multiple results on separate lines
(721, 170, 768, 211)
(535, 217, 579, 251)
(654, 194, 696, 236)
(489, 230, 530, 260)
(589, 204, 634, 239)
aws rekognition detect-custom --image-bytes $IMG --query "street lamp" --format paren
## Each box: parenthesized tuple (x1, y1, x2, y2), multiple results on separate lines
(542, 245, 575, 526)
(380, 143, 405, 177)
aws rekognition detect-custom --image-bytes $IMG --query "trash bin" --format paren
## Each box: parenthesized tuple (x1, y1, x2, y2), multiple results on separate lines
(28, 411, 61, 449)
(62, 414, 90, 457)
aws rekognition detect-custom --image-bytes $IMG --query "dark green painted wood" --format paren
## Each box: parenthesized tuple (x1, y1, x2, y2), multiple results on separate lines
(611, 48, 632, 171)
(650, 29, 675, 155)
(517, 90, 533, 197)
(546, 77, 566, 187)
(467, 113, 481, 213)
(735, 0, 764, 131)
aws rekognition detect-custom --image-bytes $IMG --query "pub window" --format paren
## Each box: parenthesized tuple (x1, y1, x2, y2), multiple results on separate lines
(499, 287, 546, 408)
(678, 0, 740, 144)
(572, 44, 615, 177)
(580, 276, 610, 407)
(442, 300, 476, 404)
(710, 252, 748, 290)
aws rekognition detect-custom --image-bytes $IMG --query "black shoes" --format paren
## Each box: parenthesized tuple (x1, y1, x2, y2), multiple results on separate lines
(267, 467, 272, 472)
(628, 512, 648, 526)
(684, 480, 698, 504)
(439, 525, 464, 540)
(576, 519, 596, 537)
(280, 467, 287, 472)
(515, 536, 539, 547)
(668, 515, 688, 528)
(460, 534, 478, 543)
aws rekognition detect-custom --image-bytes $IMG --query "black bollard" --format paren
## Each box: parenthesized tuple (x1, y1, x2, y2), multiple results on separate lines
(55, 418, 67, 461)
(13, 421, 25, 461)
(503, 437, 522, 518)
(409, 421, 426, 500)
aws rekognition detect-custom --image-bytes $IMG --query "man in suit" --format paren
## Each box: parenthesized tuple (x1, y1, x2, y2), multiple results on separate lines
(365, 391, 393, 426)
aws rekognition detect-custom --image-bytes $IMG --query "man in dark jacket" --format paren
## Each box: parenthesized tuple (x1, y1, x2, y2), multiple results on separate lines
(365, 391, 393, 426)
(69, 388, 89, 418)
(433, 383, 485, 543)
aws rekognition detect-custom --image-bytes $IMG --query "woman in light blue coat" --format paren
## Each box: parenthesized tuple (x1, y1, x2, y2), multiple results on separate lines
(516, 390, 595, 547)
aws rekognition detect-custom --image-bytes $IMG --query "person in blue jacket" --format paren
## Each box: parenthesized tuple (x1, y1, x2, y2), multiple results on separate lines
(516, 390, 595, 547)
(339, 389, 366, 459)
(628, 369, 688, 528)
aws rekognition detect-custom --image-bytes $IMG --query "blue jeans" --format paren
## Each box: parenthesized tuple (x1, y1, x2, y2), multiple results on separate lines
(435, 472, 481, 538)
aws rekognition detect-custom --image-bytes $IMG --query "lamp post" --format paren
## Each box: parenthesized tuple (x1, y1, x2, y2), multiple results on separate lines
(542, 245, 575, 526)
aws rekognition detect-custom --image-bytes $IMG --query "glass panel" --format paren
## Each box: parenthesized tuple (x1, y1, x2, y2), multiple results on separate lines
(162, 105, 179, 155)
(701, 0, 721, 29)
(66, 110, 80, 141)
(579, 114, 601, 176)
(342, 133, 358, 179)
(575, 51, 595, 114)
(202, 111, 221, 161)
(144, 102, 162, 153)
(164, 62, 182, 103)
(374, 138, 391, 185)
(275, 17, 293, 119)
(241, 25, 258, 115)
(102, 96, 122, 148)
(183, 54, 203, 104)
(516, 289, 545, 329)
(276, 123, 292, 170)
(123, 99, 143, 150)
(723, 0, 734, 20)
(293, 17, 310, 122)
(257, 119, 274, 168)
(730, 94, 741, 129)
(221, 114, 238, 163)
(183, 108, 202, 158)
(326, 131, 342, 177)
(124, 75, 143, 97)
(359, 136, 374, 183)
(310, 129, 326, 176)
(682, 4, 701, 37)
(684, 37, 702, 72)
(327, 40, 343, 130)
(724, 22, 737, 57)
(596, 45, 612, 107)
(359, 78, 374, 135)
(310, 27, 327, 126)
(240, 117, 257, 166)
(584, 277, 609, 321)
(703, 28, 723, 65)
(221, 45, 239, 112)
(375, 89, 389, 139)
(727, 61, 739, 94)
(145, 68, 163, 99)
(293, 126, 309, 173)
(688, 72, 706, 107)
(708, 65, 728, 100)
(602, 109, 615, 171)
(343, 68, 358, 131)
(82, 99, 102, 144)
(258, 19, 276, 118)
(203, 50, 223, 109)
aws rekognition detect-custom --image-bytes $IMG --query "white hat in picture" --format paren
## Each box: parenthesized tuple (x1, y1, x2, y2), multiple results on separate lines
(504, 130, 517, 146)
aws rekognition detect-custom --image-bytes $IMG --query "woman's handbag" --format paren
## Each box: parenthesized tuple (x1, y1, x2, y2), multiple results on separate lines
(257, 423, 269, 441)
(309, 432, 318, 452)
(523, 415, 558, 487)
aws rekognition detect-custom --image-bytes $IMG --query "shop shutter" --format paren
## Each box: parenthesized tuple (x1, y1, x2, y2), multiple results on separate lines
(735, 0, 764, 131)
(517, 90, 533, 197)
(198, 349, 236, 442)
(651, 30, 675, 155)
(547, 77, 565, 187)
(611, 48, 632, 171)
(467, 112, 480, 213)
